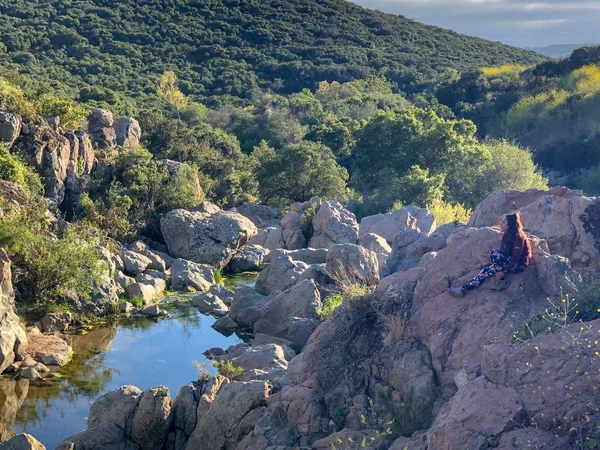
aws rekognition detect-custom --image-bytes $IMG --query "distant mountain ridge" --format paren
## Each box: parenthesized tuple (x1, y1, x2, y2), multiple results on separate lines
(0, 0, 547, 108)
(527, 44, 597, 58)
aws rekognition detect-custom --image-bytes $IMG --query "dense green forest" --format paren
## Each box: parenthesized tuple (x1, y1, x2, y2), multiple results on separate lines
(2, 0, 598, 245)
(0, 0, 545, 114)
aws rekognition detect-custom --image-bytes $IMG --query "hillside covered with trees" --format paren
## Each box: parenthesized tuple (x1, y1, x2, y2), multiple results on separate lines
(0, 0, 545, 113)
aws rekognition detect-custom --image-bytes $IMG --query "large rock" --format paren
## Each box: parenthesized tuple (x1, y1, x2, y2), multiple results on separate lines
(0, 249, 27, 374)
(0, 434, 46, 450)
(161, 209, 258, 269)
(308, 201, 358, 249)
(56, 423, 138, 450)
(248, 227, 285, 250)
(235, 203, 281, 228)
(184, 381, 271, 450)
(24, 333, 72, 366)
(426, 377, 526, 450)
(121, 250, 152, 276)
(17, 119, 70, 204)
(191, 292, 229, 316)
(170, 259, 214, 291)
(114, 117, 141, 148)
(159, 160, 203, 203)
(357, 233, 391, 272)
(0, 181, 27, 216)
(470, 189, 600, 270)
(226, 245, 269, 273)
(254, 280, 322, 351)
(229, 286, 269, 328)
(254, 253, 307, 296)
(88, 386, 142, 436)
(131, 386, 172, 450)
(468, 186, 581, 228)
(127, 281, 164, 305)
(88, 108, 117, 150)
(0, 108, 21, 148)
(359, 205, 435, 243)
(226, 343, 289, 381)
(325, 244, 379, 287)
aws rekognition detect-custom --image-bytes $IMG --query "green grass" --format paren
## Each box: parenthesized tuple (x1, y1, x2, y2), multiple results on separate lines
(212, 360, 244, 380)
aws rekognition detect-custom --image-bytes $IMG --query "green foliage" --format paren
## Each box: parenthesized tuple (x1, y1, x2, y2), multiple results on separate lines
(578, 169, 600, 196)
(319, 294, 344, 320)
(0, 76, 35, 117)
(376, 387, 433, 438)
(573, 274, 600, 322)
(0, 0, 545, 108)
(331, 406, 347, 430)
(129, 296, 144, 308)
(481, 64, 527, 79)
(253, 140, 348, 204)
(212, 360, 244, 380)
(0, 144, 43, 196)
(79, 147, 203, 240)
(0, 207, 106, 305)
(426, 199, 471, 226)
(192, 360, 212, 382)
(300, 203, 318, 240)
(213, 266, 225, 286)
(35, 96, 89, 130)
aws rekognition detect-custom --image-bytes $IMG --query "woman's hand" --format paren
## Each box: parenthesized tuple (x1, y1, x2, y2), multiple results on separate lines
(496, 272, 505, 280)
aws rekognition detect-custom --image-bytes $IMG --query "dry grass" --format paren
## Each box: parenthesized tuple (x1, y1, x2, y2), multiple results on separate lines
(380, 314, 407, 346)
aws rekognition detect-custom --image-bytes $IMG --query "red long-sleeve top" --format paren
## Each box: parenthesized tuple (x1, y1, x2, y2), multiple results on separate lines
(504, 234, 532, 273)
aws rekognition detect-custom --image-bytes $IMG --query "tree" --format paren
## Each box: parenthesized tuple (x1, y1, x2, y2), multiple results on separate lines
(157, 71, 188, 119)
(253, 140, 348, 203)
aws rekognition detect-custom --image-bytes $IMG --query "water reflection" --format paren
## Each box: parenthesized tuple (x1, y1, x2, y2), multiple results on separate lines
(3, 286, 253, 449)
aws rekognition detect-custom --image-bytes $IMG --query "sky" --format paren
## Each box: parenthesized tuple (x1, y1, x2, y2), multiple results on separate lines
(349, 0, 600, 48)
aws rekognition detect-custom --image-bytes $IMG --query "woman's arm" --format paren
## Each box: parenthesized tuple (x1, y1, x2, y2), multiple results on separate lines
(501, 236, 524, 275)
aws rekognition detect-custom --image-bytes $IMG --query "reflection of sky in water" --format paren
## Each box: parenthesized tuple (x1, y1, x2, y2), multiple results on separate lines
(2, 288, 249, 449)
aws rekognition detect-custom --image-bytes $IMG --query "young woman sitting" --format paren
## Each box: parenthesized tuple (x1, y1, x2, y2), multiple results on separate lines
(449, 212, 531, 298)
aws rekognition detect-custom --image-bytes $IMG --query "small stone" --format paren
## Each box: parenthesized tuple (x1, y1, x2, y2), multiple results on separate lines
(119, 302, 133, 314)
(20, 367, 41, 379)
(212, 315, 239, 336)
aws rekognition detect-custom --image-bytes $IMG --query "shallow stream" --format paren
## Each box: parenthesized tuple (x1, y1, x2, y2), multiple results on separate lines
(0, 273, 257, 449)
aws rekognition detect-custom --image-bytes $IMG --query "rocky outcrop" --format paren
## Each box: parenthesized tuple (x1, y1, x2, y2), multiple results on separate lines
(184, 380, 270, 450)
(325, 243, 379, 287)
(161, 209, 258, 269)
(0, 108, 21, 148)
(359, 205, 436, 243)
(191, 292, 229, 316)
(226, 245, 269, 273)
(17, 119, 70, 204)
(248, 227, 285, 250)
(308, 200, 359, 249)
(235, 203, 281, 228)
(229, 286, 269, 328)
(358, 232, 391, 270)
(469, 188, 600, 271)
(170, 259, 214, 291)
(88, 108, 117, 150)
(0, 249, 26, 374)
(0, 434, 45, 450)
(254, 253, 308, 296)
(114, 117, 142, 148)
(254, 279, 322, 351)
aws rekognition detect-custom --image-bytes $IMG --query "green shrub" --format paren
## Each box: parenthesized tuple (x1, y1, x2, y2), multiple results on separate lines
(212, 360, 244, 380)
(0, 208, 106, 305)
(426, 198, 471, 226)
(300, 203, 317, 240)
(192, 360, 212, 382)
(0, 77, 36, 118)
(578, 169, 600, 196)
(0, 144, 43, 196)
(36, 97, 90, 130)
(129, 296, 144, 308)
(213, 266, 225, 285)
(319, 294, 344, 320)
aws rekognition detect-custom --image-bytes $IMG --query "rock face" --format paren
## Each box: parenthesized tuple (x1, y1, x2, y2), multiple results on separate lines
(254, 253, 308, 296)
(88, 108, 117, 149)
(248, 226, 285, 250)
(325, 244, 380, 287)
(360, 205, 436, 243)
(0, 108, 21, 148)
(0, 434, 46, 450)
(469, 188, 600, 270)
(229, 286, 269, 328)
(114, 117, 142, 148)
(131, 387, 172, 450)
(226, 245, 269, 273)
(161, 209, 258, 269)
(0, 249, 27, 374)
(18, 119, 71, 204)
(170, 259, 214, 292)
(254, 280, 322, 351)
(235, 203, 281, 228)
(184, 381, 270, 450)
(308, 201, 359, 249)
(357, 232, 391, 270)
